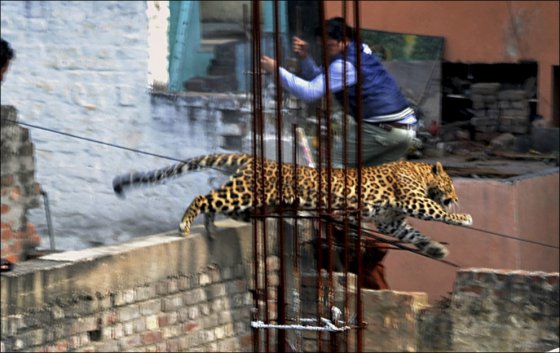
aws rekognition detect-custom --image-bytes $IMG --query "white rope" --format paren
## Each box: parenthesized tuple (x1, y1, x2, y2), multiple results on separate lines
(251, 319, 352, 333)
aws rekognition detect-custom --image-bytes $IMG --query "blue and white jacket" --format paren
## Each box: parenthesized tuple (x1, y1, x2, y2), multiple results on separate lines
(278, 41, 415, 124)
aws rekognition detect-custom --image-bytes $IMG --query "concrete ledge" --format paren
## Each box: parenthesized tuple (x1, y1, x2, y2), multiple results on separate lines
(1, 219, 252, 314)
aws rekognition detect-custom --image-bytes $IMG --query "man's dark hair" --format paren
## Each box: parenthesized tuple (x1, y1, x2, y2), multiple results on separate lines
(1, 38, 14, 68)
(314, 17, 355, 41)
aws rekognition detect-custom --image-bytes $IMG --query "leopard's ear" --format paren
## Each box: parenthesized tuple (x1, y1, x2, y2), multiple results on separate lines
(432, 161, 445, 175)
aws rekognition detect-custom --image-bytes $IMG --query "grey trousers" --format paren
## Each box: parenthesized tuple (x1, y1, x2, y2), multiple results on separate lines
(331, 116, 415, 168)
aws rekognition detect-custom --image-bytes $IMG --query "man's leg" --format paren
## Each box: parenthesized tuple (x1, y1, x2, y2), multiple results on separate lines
(361, 241, 390, 290)
(332, 118, 413, 167)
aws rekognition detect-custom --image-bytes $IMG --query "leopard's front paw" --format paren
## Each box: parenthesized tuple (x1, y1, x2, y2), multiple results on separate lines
(179, 222, 190, 237)
(459, 214, 473, 226)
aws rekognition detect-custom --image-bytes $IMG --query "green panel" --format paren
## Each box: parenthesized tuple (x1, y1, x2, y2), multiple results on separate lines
(168, 1, 213, 92)
(360, 29, 444, 61)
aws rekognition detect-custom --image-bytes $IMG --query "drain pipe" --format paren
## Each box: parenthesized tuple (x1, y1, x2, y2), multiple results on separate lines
(40, 188, 55, 250)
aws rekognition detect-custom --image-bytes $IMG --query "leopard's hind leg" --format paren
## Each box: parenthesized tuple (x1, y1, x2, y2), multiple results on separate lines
(373, 210, 449, 259)
(179, 186, 254, 237)
(179, 195, 209, 236)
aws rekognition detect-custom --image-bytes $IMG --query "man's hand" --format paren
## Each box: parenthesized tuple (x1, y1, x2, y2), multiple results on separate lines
(292, 36, 309, 59)
(260, 55, 276, 74)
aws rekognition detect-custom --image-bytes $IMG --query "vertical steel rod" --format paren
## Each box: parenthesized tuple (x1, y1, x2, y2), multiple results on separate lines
(352, 1, 364, 351)
(341, 2, 351, 351)
(317, 3, 338, 350)
(251, 1, 260, 350)
(272, 1, 287, 351)
(291, 124, 302, 352)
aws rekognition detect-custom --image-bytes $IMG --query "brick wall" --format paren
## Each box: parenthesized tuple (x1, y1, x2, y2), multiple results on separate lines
(1, 222, 558, 352)
(0, 222, 255, 352)
(1, 106, 42, 263)
(450, 268, 559, 352)
(299, 268, 558, 352)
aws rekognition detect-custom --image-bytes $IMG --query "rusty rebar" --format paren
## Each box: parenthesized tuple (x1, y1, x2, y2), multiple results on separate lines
(251, 2, 270, 352)
(352, 1, 364, 351)
(272, 1, 287, 352)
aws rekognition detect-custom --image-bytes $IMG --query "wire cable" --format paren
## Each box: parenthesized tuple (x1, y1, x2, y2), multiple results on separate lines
(4, 118, 187, 163)
(462, 225, 559, 250)
(6, 118, 559, 251)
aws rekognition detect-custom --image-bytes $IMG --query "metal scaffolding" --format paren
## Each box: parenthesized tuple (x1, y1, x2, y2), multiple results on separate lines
(248, 1, 367, 352)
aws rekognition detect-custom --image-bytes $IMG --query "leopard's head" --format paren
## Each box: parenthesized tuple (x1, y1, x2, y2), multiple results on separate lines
(426, 162, 458, 208)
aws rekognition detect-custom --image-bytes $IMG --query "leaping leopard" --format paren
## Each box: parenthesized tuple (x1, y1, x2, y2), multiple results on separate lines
(112, 153, 472, 259)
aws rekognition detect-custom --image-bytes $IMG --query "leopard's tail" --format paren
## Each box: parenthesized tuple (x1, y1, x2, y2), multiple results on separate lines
(112, 153, 252, 198)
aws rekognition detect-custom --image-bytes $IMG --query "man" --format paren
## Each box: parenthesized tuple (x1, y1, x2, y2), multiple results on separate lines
(261, 17, 417, 289)
(1, 37, 14, 83)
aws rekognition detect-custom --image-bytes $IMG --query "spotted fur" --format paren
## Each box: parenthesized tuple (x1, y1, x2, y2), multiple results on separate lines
(113, 153, 472, 259)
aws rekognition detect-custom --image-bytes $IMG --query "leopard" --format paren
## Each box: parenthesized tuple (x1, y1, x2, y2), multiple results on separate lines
(112, 153, 472, 259)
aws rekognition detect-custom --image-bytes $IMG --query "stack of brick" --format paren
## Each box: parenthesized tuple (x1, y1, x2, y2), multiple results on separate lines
(470, 83, 531, 141)
(1, 106, 42, 263)
(469, 83, 500, 142)
(498, 89, 530, 134)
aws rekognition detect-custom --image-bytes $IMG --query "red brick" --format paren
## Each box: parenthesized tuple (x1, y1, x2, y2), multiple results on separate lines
(158, 313, 170, 327)
(459, 284, 484, 295)
(4, 254, 18, 263)
(1, 175, 14, 187)
(545, 274, 559, 286)
(9, 186, 21, 201)
(183, 322, 199, 332)
(105, 311, 118, 325)
(1, 226, 14, 241)
(29, 234, 42, 248)
(33, 182, 42, 195)
(55, 339, 70, 352)
(239, 334, 253, 350)
(25, 223, 37, 237)
(166, 338, 180, 352)
(142, 331, 162, 345)
(1, 204, 10, 214)
(493, 287, 508, 298)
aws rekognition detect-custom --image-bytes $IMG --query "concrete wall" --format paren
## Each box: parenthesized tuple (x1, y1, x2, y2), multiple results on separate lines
(386, 169, 560, 304)
(2, 222, 557, 352)
(325, 1, 560, 125)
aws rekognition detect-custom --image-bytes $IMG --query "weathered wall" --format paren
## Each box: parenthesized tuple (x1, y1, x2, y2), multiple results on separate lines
(386, 169, 560, 304)
(0, 1, 157, 251)
(448, 268, 559, 352)
(0, 221, 255, 352)
(2, 223, 557, 352)
(1, 106, 42, 263)
(326, 1, 560, 125)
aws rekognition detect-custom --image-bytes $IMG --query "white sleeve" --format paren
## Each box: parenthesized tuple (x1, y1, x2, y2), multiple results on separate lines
(279, 59, 357, 102)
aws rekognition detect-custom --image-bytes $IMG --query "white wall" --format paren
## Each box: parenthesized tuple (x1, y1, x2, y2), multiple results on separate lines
(147, 0, 170, 88)
(0, 1, 157, 250)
